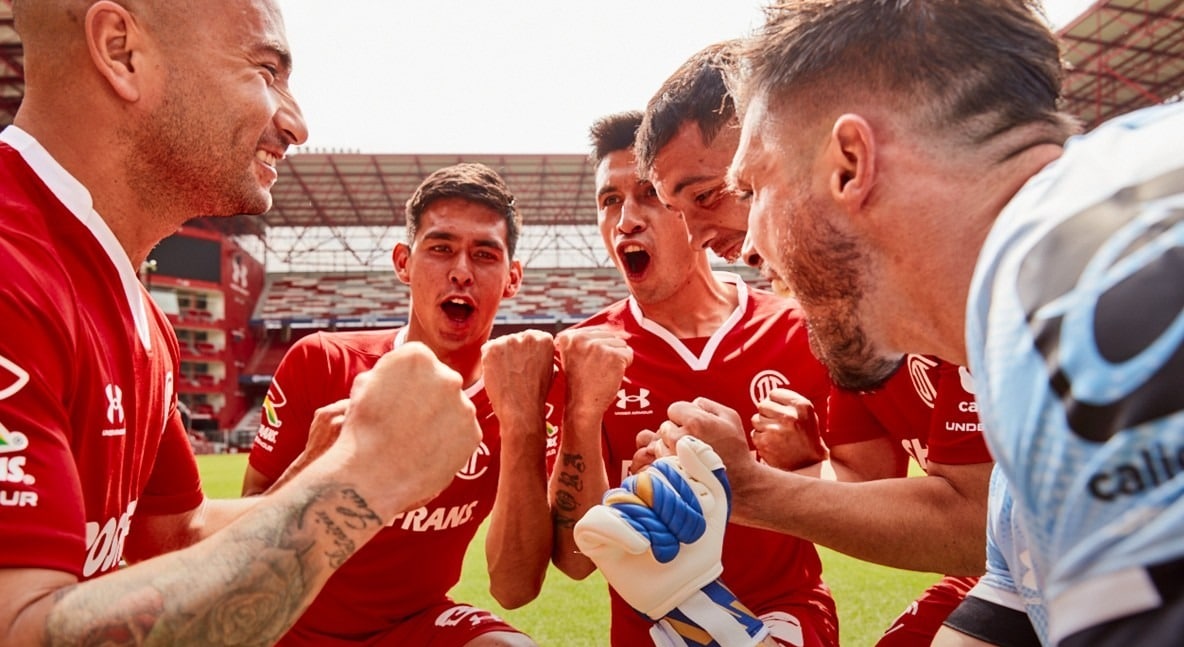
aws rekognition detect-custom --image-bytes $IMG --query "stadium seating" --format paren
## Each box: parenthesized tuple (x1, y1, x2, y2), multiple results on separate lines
(253, 266, 771, 329)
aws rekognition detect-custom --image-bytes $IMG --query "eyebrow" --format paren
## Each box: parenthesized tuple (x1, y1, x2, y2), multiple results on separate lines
(596, 184, 620, 201)
(256, 41, 294, 75)
(421, 230, 507, 251)
(671, 174, 719, 196)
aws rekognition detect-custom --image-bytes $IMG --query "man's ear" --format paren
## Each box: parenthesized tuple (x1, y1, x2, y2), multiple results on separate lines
(392, 243, 412, 284)
(503, 259, 523, 298)
(85, 1, 146, 102)
(827, 114, 877, 213)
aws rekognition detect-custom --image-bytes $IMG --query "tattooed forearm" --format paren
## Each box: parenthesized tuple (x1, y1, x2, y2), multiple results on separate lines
(336, 488, 384, 531)
(44, 483, 387, 647)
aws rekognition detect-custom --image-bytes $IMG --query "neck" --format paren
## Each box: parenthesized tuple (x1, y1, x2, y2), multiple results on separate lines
(15, 108, 179, 267)
(638, 267, 738, 338)
(401, 323, 485, 390)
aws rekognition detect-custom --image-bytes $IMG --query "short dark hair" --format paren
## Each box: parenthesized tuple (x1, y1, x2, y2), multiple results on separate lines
(404, 162, 521, 257)
(740, 0, 1075, 147)
(635, 40, 741, 175)
(588, 110, 644, 167)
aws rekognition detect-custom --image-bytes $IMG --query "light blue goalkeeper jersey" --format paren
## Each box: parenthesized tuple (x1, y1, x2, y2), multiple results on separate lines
(966, 101, 1184, 645)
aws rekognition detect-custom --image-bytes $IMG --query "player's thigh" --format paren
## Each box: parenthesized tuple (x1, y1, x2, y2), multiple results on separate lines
(374, 600, 534, 647)
(759, 601, 838, 647)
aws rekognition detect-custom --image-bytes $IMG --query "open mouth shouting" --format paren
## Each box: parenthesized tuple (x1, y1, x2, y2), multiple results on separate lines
(618, 243, 652, 279)
(440, 295, 477, 324)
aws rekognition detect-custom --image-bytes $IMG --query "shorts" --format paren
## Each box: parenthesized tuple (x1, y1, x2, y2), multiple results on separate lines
(1059, 556, 1184, 647)
(876, 575, 978, 647)
(281, 600, 527, 647)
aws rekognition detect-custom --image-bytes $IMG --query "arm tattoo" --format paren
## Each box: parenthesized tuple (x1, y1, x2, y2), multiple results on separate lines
(45, 484, 386, 646)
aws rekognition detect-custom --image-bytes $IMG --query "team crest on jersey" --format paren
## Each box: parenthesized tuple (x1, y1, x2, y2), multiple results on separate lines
(262, 380, 288, 428)
(1017, 171, 1184, 442)
(906, 355, 938, 409)
(455, 442, 491, 480)
(749, 370, 789, 406)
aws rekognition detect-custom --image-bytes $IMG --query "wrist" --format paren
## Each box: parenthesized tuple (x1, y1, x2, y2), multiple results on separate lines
(652, 579, 769, 647)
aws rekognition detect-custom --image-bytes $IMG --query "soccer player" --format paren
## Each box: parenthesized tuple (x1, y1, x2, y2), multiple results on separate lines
(691, 1, 1184, 646)
(635, 39, 994, 646)
(0, 1, 482, 644)
(548, 110, 839, 646)
(242, 163, 553, 646)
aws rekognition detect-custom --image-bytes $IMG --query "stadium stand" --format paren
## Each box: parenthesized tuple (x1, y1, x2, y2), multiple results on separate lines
(0, 0, 1178, 449)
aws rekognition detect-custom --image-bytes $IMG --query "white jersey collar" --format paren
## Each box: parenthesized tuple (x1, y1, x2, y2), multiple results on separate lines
(0, 126, 151, 349)
(627, 271, 749, 372)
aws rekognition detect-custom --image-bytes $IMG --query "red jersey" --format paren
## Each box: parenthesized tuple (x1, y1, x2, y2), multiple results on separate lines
(249, 329, 515, 645)
(825, 356, 990, 647)
(0, 128, 203, 580)
(825, 355, 991, 469)
(561, 277, 838, 646)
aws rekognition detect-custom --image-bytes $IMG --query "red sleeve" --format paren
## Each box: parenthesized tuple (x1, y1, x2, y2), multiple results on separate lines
(136, 410, 204, 516)
(0, 251, 87, 574)
(824, 384, 889, 447)
(246, 335, 321, 480)
(926, 363, 993, 465)
(543, 361, 565, 477)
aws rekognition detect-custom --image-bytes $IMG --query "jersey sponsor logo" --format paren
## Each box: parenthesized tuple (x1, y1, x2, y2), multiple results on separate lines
(0, 421, 29, 454)
(455, 441, 491, 481)
(84, 500, 137, 577)
(0, 453, 37, 508)
(906, 355, 938, 409)
(0, 455, 35, 485)
(0, 353, 30, 400)
(262, 381, 287, 428)
(749, 370, 789, 407)
(389, 499, 480, 532)
(615, 386, 652, 414)
(1016, 168, 1184, 442)
(958, 366, 977, 395)
(0, 355, 31, 456)
(1087, 441, 1184, 501)
(901, 438, 930, 472)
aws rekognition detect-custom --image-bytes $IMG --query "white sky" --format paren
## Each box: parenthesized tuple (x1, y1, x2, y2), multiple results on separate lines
(278, 0, 1097, 155)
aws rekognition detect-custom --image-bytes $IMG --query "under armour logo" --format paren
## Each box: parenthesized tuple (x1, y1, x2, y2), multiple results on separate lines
(231, 256, 249, 288)
(616, 387, 650, 410)
(105, 384, 124, 425)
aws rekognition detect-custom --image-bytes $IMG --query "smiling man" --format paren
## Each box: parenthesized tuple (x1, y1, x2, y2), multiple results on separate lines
(241, 163, 548, 647)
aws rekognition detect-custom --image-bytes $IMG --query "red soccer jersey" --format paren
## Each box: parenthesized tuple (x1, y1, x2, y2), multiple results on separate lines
(825, 355, 991, 470)
(560, 277, 838, 646)
(0, 128, 203, 580)
(249, 329, 515, 644)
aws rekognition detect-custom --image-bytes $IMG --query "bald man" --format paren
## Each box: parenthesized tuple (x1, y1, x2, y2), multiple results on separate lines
(0, 1, 481, 644)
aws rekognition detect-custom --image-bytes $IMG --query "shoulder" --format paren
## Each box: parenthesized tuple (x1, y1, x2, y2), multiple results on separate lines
(572, 299, 628, 330)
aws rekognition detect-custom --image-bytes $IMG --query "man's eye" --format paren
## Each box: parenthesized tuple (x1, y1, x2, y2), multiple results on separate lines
(733, 188, 753, 203)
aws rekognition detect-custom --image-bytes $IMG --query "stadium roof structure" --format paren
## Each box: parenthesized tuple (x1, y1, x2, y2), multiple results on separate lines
(1058, 0, 1184, 128)
(0, 0, 1180, 267)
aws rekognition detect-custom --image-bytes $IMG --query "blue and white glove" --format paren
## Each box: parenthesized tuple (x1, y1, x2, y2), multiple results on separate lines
(574, 437, 769, 647)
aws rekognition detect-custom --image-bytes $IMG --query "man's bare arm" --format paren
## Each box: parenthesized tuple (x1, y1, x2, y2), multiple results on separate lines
(0, 343, 481, 646)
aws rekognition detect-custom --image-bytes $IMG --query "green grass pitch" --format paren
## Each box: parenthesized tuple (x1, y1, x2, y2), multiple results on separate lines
(197, 454, 940, 646)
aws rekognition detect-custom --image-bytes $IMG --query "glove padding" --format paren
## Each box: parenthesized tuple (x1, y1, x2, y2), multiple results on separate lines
(574, 436, 731, 619)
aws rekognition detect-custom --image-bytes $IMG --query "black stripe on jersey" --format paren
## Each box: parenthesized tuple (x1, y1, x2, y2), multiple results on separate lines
(1018, 166, 1184, 443)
